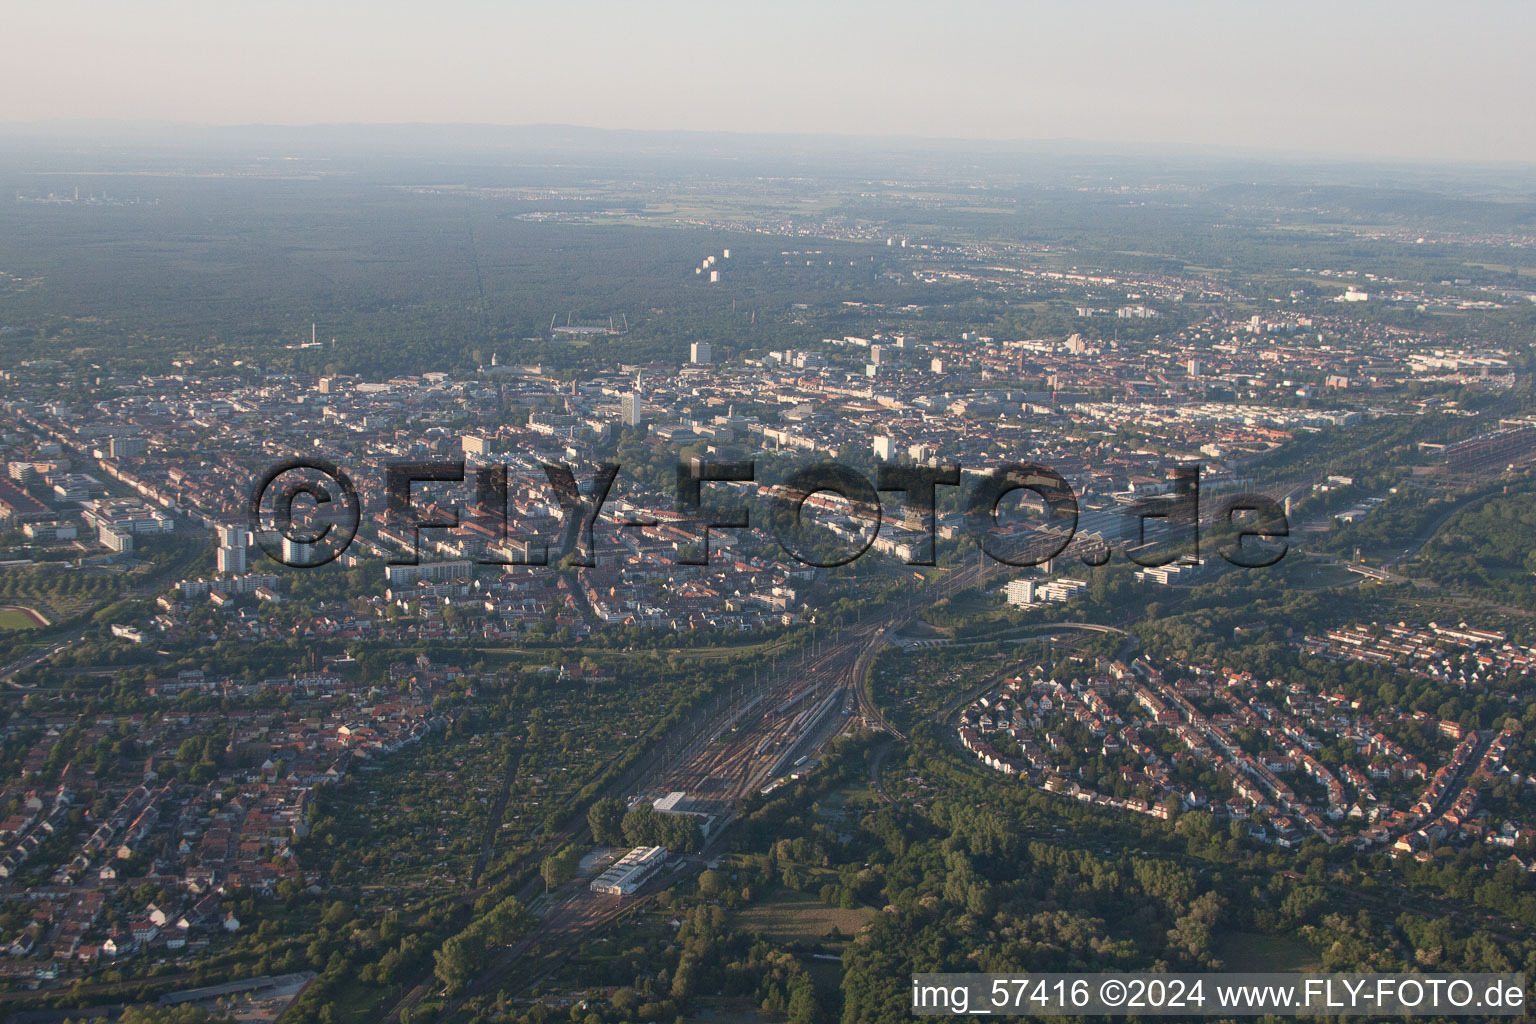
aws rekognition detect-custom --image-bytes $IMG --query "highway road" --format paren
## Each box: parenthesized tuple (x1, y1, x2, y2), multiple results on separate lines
(1, 629, 86, 689)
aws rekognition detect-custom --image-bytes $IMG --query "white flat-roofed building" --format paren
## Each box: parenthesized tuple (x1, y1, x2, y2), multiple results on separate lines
(1035, 578, 1087, 603)
(383, 560, 473, 586)
(22, 521, 76, 543)
(100, 526, 133, 553)
(176, 573, 279, 600)
(83, 498, 172, 536)
(108, 436, 148, 459)
(216, 544, 247, 574)
(462, 433, 496, 457)
(281, 537, 312, 565)
(589, 845, 667, 896)
(52, 474, 97, 502)
(651, 792, 716, 838)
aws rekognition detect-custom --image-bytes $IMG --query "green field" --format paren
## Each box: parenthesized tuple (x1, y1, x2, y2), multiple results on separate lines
(0, 608, 43, 632)
(735, 887, 875, 944)
(1221, 931, 1322, 972)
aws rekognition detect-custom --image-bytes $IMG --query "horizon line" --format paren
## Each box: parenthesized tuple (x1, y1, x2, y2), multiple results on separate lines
(3, 119, 1535, 173)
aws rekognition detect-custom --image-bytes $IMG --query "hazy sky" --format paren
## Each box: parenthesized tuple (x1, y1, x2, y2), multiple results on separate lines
(7, 0, 1534, 162)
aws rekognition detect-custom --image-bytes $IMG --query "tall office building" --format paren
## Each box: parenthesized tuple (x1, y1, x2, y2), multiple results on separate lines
(621, 393, 645, 428)
(690, 341, 712, 365)
(1005, 579, 1036, 607)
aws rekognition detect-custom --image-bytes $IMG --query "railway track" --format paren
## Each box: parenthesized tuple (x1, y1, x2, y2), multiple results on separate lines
(376, 557, 1033, 1019)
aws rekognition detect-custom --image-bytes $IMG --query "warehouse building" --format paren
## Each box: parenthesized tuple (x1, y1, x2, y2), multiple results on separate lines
(589, 845, 667, 896)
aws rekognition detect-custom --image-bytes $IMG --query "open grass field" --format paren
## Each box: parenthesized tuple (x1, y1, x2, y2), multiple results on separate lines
(1221, 931, 1322, 972)
(735, 887, 875, 944)
(0, 607, 46, 632)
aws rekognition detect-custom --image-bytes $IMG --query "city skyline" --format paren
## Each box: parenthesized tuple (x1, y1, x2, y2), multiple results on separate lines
(2, 12, 1535, 1015)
